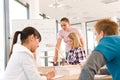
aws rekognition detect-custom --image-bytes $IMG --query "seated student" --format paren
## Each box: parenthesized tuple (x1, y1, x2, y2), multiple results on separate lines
(66, 32, 86, 65)
(2, 27, 55, 80)
(79, 18, 119, 80)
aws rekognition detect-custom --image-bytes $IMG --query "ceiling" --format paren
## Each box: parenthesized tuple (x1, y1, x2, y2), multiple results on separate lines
(39, 0, 120, 24)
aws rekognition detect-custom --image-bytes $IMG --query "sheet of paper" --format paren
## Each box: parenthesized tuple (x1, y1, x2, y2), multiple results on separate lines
(51, 74, 64, 80)
(95, 75, 107, 78)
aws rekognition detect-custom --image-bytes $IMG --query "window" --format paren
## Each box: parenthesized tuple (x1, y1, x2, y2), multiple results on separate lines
(71, 23, 82, 33)
(86, 20, 98, 54)
(3, 0, 28, 67)
(9, 0, 28, 53)
(9, 0, 28, 35)
(86, 18, 120, 54)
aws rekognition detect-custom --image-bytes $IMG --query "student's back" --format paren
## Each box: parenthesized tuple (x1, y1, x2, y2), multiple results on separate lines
(94, 35, 120, 80)
(79, 18, 119, 80)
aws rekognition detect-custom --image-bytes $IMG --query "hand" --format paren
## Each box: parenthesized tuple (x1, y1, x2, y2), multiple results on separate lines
(63, 63, 69, 66)
(53, 56, 58, 63)
(46, 71, 55, 80)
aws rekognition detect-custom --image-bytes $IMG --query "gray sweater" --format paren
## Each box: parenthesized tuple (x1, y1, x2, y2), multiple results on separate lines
(78, 51, 109, 80)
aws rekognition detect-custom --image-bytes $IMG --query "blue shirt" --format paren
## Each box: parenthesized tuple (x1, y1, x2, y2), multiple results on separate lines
(94, 35, 120, 80)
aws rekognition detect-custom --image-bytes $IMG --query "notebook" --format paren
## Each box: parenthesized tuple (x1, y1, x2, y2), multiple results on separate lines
(95, 75, 107, 78)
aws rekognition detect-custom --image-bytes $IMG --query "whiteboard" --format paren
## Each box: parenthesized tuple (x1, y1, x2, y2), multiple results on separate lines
(11, 19, 57, 51)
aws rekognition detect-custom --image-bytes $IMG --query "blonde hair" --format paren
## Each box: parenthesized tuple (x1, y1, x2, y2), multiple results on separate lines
(94, 18, 119, 36)
(68, 32, 81, 49)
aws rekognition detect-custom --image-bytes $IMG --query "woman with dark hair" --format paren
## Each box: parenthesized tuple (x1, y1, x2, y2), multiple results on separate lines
(3, 27, 55, 80)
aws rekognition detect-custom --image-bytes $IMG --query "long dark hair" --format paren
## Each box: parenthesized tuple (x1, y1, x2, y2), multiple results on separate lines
(9, 26, 41, 58)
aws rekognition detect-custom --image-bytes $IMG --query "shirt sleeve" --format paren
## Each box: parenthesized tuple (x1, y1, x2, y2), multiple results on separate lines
(78, 51, 106, 80)
(99, 68, 110, 75)
(22, 52, 47, 80)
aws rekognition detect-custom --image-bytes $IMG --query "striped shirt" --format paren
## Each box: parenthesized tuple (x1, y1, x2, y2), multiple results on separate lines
(67, 46, 86, 65)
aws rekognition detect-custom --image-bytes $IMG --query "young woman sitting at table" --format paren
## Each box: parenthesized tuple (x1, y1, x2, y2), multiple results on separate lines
(2, 27, 55, 80)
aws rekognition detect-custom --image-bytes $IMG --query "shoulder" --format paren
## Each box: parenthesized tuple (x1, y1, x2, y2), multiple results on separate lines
(58, 30, 64, 36)
(59, 29, 63, 33)
(94, 37, 118, 62)
(76, 47, 85, 53)
(71, 27, 78, 31)
(71, 27, 82, 36)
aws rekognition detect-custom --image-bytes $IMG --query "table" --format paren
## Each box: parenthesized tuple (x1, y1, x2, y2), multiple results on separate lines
(38, 66, 112, 80)
(52, 74, 112, 80)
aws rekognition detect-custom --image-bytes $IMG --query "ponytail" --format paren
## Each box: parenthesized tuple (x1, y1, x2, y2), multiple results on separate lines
(9, 26, 41, 58)
(9, 31, 22, 58)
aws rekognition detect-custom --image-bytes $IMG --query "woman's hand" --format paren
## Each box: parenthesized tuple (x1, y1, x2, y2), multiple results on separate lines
(46, 71, 55, 80)
(53, 56, 58, 64)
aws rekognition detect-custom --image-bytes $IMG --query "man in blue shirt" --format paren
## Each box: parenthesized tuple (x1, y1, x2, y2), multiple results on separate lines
(79, 18, 119, 80)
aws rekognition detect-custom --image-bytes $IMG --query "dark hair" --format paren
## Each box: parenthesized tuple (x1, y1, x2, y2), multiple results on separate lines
(9, 26, 41, 58)
(60, 17, 70, 23)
